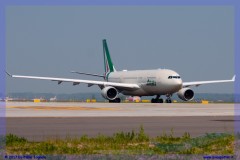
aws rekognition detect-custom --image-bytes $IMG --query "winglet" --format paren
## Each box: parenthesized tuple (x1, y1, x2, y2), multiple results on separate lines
(5, 71, 12, 77)
(232, 75, 236, 81)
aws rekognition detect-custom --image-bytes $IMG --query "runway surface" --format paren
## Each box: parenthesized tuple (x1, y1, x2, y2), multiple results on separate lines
(4, 102, 237, 117)
(2, 102, 240, 141)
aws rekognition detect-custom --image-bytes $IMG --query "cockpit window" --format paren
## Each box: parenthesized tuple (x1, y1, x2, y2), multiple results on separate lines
(168, 76, 180, 79)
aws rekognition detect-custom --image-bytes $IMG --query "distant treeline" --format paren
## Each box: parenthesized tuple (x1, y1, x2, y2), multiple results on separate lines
(5, 92, 237, 102)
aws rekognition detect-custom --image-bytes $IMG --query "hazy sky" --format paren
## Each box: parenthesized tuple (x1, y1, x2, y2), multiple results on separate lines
(6, 6, 234, 94)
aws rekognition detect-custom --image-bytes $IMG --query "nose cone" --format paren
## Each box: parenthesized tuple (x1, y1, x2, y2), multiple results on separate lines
(173, 79, 183, 90)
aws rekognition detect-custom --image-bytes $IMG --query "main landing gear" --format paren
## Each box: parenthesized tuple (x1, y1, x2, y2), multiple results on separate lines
(151, 95, 172, 103)
(109, 98, 121, 103)
(151, 95, 164, 103)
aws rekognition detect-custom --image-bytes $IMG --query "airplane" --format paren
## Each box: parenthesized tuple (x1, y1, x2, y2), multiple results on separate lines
(6, 39, 235, 103)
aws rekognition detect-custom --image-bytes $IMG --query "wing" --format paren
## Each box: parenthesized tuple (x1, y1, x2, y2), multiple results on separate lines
(6, 72, 140, 90)
(182, 75, 235, 88)
(70, 71, 105, 78)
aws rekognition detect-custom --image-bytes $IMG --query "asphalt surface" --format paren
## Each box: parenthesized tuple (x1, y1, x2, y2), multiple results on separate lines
(3, 102, 239, 141)
(6, 116, 237, 141)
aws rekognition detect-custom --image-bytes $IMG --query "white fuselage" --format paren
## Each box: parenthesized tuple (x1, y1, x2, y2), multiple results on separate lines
(107, 69, 183, 96)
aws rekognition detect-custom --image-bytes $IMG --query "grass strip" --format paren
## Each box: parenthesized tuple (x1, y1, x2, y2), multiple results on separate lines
(5, 126, 236, 155)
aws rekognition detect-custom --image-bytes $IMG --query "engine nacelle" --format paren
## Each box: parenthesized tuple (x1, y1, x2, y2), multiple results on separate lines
(177, 88, 194, 101)
(101, 86, 118, 100)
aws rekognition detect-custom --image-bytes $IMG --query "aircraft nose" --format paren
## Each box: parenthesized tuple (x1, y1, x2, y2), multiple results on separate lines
(174, 79, 183, 89)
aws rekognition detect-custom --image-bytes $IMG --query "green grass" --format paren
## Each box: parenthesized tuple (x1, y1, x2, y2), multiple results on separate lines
(5, 126, 235, 155)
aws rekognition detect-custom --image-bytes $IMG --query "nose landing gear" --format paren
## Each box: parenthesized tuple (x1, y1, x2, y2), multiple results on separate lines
(165, 98, 172, 103)
(165, 94, 172, 103)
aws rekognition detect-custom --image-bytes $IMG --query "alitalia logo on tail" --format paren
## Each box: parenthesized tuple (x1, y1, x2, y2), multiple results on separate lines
(103, 39, 116, 80)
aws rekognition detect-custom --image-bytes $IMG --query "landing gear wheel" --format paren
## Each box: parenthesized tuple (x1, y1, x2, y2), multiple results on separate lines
(165, 94, 172, 103)
(109, 98, 121, 103)
(115, 98, 121, 103)
(151, 98, 163, 103)
(151, 98, 157, 103)
(157, 99, 164, 103)
(166, 99, 172, 103)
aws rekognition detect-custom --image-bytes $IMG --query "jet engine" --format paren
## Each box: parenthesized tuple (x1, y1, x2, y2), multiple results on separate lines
(177, 88, 194, 101)
(101, 86, 118, 100)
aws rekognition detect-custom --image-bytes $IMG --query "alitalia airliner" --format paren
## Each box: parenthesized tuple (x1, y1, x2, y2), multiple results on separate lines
(6, 39, 235, 103)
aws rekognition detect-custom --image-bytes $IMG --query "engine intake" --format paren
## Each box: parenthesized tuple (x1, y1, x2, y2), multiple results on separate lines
(101, 86, 118, 100)
(177, 88, 194, 101)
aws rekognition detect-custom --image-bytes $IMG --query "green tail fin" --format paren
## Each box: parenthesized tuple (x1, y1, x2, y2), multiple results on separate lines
(103, 39, 116, 75)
